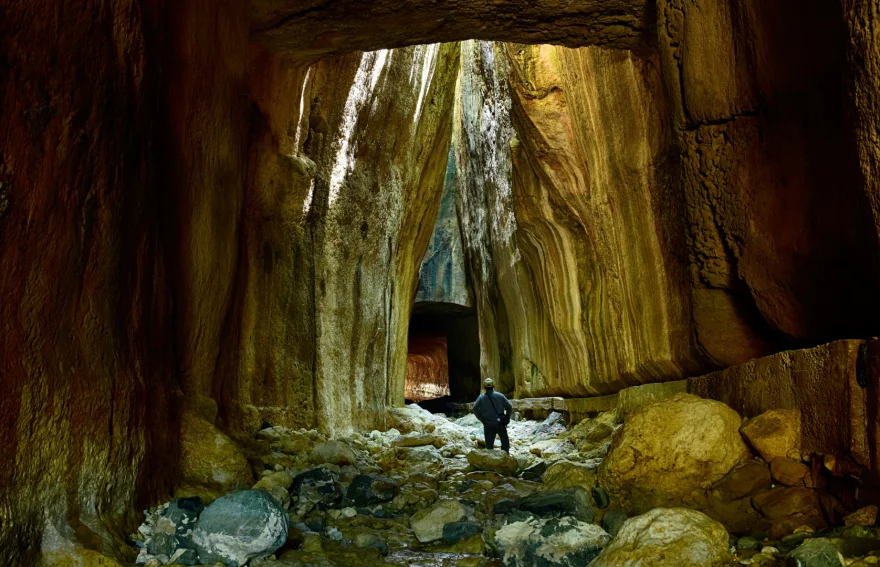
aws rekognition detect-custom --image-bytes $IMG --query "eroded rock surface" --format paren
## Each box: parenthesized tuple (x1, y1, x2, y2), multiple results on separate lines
(599, 393, 750, 512)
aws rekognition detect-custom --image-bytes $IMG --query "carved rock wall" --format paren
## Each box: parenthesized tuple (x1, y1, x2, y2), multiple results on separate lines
(0, 1, 251, 563)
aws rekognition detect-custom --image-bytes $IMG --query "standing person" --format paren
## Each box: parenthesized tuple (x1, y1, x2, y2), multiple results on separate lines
(473, 377, 512, 453)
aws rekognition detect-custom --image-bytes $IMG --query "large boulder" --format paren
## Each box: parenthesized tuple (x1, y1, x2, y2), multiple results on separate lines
(598, 393, 750, 511)
(739, 409, 802, 463)
(176, 411, 254, 502)
(192, 490, 288, 566)
(467, 450, 518, 476)
(495, 487, 594, 523)
(494, 516, 610, 567)
(410, 499, 468, 543)
(591, 508, 731, 567)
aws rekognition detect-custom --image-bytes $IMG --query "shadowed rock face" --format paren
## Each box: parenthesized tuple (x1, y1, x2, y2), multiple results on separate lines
(250, 0, 654, 59)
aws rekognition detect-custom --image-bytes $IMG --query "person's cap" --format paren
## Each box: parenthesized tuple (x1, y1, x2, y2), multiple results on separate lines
(484, 377, 494, 388)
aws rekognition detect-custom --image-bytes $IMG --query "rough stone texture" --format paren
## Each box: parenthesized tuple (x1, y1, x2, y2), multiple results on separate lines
(0, 2, 250, 564)
(415, 149, 471, 307)
(467, 450, 519, 476)
(410, 499, 467, 543)
(456, 41, 706, 398)
(192, 490, 288, 566)
(591, 508, 731, 567)
(541, 461, 598, 493)
(658, 0, 880, 356)
(688, 340, 880, 472)
(599, 393, 750, 512)
(740, 409, 802, 463)
(176, 411, 254, 502)
(251, 0, 653, 59)
(494, 516, 610, 567)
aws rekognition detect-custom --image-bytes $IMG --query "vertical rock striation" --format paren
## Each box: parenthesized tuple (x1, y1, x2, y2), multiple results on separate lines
(456, 42, 704, 397)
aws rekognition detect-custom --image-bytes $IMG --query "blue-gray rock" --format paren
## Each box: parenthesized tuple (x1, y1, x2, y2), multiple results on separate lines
(443, 521, 482, 545)
(494, 487, 594, 523)
(787, 538, 842, 567)
(192, 490, 288, 567)
(346, 474, 399, 507)
(601, 509, 627, 538)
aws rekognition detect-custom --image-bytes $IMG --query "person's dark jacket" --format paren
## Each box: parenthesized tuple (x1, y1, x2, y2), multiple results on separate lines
(473, 390, 512, 425)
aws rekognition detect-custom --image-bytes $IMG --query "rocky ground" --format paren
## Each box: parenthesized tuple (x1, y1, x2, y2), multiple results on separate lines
(128, 394, 880, 567)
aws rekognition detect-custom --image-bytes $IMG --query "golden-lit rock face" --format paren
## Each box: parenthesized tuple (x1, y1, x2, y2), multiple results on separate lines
(457, 42, 705, 397)
(250, 0, 653, 59)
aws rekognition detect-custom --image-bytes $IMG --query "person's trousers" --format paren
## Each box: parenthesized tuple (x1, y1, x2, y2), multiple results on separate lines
(484, 423, 510, 453)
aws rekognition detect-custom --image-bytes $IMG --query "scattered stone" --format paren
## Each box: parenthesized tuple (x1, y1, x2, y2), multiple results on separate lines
(292, 467, 342, 514)
(739, 409, 802, 463)
(592, 486, 611, 509)
(466, 450, 518, 476)
(598, 394, 750, 512)
(736, 536, 760, 551)
(346, 474, 399, 507)
(770, 457, 811, 487)
(590, 508, 731, 567)
(354, 533, 388, 555)
(191, 490, 288, 566)
(788, 537, 843, 567)
(494, 516, 610, 567)
(392, 433, 441, 448)
(410, 499, 468, 543)
(520, 461, 547, 482)
(711, 460, 772, 500)
(495, 487, 594, 523)
(176, 411, 254, 502)
(541, 460, 597, 491)
(601, 509, 628, 537)
(442, 521, 482, 545)
(845, 506, 878, 527)
(254, 470, 294, 508)
(311, 441, 358, 466)
(752, 487, 817, 519)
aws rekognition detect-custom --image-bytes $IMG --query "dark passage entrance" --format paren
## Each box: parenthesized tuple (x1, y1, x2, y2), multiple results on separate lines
(405, 303, 481, 409)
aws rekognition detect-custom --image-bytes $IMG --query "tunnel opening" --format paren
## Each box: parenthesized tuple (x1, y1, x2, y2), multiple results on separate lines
(405, 303, 481, 412)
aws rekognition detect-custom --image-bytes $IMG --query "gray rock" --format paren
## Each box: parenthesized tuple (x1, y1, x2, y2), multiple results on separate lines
(168, 548, 199, 566)
(292, 467, 342, 514)
(736, 537, 760, 552)
(442, 521, 482, 545)
(601, 509, 627, 538)
(494, 487, 594, 523)
(346, 474, 399, 507)
(494, 516, 610, 567)
(788, 538, 843, 567)
(520, 462, 548, 482)
(192, 490, 288, 567)
(591, 486, 610, 509)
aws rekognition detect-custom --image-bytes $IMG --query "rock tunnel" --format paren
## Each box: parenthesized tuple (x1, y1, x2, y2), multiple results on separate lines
(4, 0, 880, 565)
